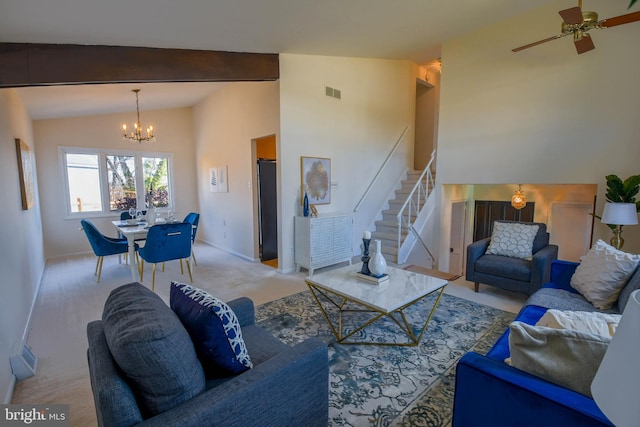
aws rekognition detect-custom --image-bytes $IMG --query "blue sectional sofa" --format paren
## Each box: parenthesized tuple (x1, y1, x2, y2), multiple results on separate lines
(453, 260, 640, 427)
(87, 282, 329, 427)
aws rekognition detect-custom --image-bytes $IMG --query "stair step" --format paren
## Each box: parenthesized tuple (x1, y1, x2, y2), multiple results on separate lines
(388, 198, 426, 207)
(380, 245, 398, 256)
(382, 208, 401, 215)
(367, 167, 436, 264)
(371, 231, 405, 242)
(375, 219, 400, 227)
(396, 185, 433, 195)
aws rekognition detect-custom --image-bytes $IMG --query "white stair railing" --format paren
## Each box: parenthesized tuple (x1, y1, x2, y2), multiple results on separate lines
(396, 150, 436, 257)
(353, 126, 408, 213)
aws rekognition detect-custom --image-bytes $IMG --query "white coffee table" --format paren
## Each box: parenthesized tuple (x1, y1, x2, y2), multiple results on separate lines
(305, 263, 447, 346)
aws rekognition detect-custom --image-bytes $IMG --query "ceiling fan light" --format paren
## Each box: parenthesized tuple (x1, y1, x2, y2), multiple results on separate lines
(574, 29, 583, 41)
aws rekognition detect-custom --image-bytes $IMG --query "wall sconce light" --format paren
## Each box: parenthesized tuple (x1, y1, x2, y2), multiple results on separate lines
(511, 184, 526, 210)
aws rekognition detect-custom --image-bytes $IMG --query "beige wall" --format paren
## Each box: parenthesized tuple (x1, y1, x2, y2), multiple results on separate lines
(279, 54, 418, 272)
(435, 2, 640, 270)
(0, 89, 45, 402)
(33, 107, 199, 259)
(193, 82, 280, 261)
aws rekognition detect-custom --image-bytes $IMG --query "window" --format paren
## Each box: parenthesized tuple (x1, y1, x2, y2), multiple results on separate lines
(61, 147, 173, 217)
(106, 155, 136, 211)
(143, 157, 169, 208)
(66, 153, 103, 213)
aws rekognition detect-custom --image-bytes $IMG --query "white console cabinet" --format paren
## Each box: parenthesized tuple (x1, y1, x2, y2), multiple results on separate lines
(294, 214, 353, 275)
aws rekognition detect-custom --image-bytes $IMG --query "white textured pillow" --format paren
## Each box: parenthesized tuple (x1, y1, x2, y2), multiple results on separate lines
(570, 240, 640, 310)
(507, 321, 610, 397)
(486, 222, 539, 260)
(536, 309, 621, 338)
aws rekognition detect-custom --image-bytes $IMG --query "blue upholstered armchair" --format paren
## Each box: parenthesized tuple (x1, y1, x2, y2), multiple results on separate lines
(466, 221, 558, 296)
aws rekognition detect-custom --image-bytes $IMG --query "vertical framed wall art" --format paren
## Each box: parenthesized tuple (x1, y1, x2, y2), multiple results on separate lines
(301, 156, 331, 205)
(209, 167, 219, 192)
(209, 165, 229, 193)
(15, 138, 35, 210)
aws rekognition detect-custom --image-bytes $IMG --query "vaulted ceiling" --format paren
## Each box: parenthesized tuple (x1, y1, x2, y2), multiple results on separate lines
(0, 0, 555, 118)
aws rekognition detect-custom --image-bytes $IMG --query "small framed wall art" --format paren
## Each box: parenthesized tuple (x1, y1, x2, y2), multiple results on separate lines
(15, 138, 35, 210)
(301, 156, 331, 205)
(209, 165, 229, 193)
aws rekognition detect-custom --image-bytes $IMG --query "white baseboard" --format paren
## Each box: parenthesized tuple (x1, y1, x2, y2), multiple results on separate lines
(198, 239, 260, 263)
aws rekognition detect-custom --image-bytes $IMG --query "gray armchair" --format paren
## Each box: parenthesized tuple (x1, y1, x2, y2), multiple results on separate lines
(87, 283, 328, 427)
(466, 221, 558, 296)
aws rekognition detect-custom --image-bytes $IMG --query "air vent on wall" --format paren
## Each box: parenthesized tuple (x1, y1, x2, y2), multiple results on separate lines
(325, 86, 341, 100)
(10, 343, 37, 380)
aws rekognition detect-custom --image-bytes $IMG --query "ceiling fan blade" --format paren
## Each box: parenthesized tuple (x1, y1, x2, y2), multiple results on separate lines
(599, 10, 640, 28)
(512, 35, 564, 52)
(574, 34, 595, 54)
(559, 6, 584, 25)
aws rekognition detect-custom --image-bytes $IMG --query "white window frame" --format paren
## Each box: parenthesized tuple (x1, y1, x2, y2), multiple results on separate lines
(59, 146, 175, 219)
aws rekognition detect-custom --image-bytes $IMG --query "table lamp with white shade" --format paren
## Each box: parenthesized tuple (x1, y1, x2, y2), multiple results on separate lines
(591, 289, 640, 427)
(600, 203, 638, 250)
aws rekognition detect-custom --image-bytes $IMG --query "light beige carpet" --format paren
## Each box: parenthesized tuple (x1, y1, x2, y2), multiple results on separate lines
(10, 244, 523, 426)
(10, 243, 308, 427)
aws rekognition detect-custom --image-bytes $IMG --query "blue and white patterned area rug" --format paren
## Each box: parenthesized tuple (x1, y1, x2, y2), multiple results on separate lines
(255, 290, 514, 427)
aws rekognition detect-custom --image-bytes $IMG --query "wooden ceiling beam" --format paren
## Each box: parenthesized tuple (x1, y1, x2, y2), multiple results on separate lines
(0, 43, 279, 88)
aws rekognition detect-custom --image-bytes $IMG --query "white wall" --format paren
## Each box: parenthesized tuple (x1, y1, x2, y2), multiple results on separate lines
(0, 89, 45, 402)
(192, 82, 280, 261)
(435, 1, 640, 268)
(279, 54, 418, 272)
(33, 107, 199, 259)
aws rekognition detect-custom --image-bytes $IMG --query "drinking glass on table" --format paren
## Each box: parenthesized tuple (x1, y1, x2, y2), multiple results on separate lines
(128, 207, 136, 219)
(135, 210, 143, 222)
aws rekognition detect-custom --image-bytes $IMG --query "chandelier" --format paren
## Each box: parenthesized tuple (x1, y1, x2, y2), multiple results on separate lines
(511, 184, 527, 210)
(122, 89, 155, 143)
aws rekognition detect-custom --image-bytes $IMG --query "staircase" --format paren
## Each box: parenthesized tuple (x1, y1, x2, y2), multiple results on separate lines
(372, 165, 435, 263)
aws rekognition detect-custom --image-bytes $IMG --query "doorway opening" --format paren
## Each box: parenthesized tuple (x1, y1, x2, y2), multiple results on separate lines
(449, 200, 469, 276)
(253, 135, 278, 268)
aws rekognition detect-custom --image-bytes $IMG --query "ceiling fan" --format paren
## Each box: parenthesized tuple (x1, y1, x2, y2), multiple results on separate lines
(512, 0, 640, 54)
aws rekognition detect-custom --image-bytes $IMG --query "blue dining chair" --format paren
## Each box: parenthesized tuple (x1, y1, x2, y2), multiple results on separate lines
(138, 222, 193, 291)
(183, 212, 200, 265)
(81, 219, 135, 283)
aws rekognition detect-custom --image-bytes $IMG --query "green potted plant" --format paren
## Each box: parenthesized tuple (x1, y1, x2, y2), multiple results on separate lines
(604, 174, 640, 208)
(592, 174, 640, 230)
(598, 175, 640, 249)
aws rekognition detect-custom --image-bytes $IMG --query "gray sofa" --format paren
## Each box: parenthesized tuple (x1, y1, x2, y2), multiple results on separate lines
(87, 282, 329, 427)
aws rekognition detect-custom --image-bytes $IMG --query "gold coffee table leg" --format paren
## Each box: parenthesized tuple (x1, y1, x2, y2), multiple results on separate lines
(306, 282, 446, 346)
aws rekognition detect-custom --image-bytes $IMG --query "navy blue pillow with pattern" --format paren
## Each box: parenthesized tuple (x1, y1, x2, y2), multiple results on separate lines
(170, 282, 253, 377)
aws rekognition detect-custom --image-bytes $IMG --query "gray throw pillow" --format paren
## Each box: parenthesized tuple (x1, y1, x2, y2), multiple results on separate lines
(102, 282, 205, 417)
(508, 321, 610, 397)
(486, 222, 539, 260)
(570, 239, 640, 310)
